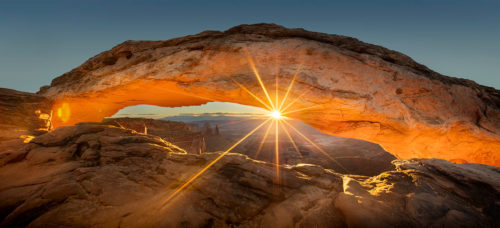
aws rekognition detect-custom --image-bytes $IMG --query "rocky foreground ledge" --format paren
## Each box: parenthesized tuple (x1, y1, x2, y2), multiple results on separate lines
(0, 123, 498, 227)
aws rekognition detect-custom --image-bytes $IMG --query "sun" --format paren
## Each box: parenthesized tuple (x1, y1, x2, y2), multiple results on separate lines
(270, 110, 282, 119)
(157, 49, 347, 211)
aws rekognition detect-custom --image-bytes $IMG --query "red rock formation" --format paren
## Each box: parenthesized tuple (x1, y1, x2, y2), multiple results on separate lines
(33, 24, 499, 166)
(0, 88, 52, 140)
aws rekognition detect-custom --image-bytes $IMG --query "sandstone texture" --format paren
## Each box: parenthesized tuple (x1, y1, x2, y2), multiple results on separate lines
(0, 123, 498, 227)
(32, 23, 499, 166)
(0, 88, 52, 140)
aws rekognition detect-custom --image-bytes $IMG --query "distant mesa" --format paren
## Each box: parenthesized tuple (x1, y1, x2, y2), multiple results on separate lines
(102, 117, 206, 154)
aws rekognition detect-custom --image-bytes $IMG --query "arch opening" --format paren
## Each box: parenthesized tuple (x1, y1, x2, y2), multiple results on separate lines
(105, 102, 396, 175)
(42, 25, 500, 166)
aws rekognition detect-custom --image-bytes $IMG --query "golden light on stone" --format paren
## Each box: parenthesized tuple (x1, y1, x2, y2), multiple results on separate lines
(57, 102, 71, 123)
(158, 51, 346, 211)
(19, 135, 35, 143)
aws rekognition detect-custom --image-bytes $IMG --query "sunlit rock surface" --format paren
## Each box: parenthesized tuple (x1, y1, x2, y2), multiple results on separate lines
(34, 23, 499, 166)
(0, 88, 52, 140)
(336, 159, 500, 228)
(0, 123, 498, 227)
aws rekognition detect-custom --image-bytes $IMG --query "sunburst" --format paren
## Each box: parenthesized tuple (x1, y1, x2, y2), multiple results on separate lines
(269, 110, 282, 119)
(157, 50, 346, 211)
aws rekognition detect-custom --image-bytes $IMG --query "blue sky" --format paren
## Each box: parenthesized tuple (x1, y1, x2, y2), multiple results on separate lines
(1, 0, 499, 116)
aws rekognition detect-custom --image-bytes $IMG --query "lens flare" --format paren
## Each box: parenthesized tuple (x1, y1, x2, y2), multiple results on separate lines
(57, 102, 71, 123)
(158, 52, 348, 212)
(270, 110, 282, 119)
(158, 118, 271, 211)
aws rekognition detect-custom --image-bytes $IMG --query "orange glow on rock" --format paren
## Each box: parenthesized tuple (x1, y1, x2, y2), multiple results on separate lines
(19, 135, 35, 143)
(42, 46, 500, 168)
(49, 80, 220, 128)
(46, 77, 500, 167)
(56, 102, 71, 123)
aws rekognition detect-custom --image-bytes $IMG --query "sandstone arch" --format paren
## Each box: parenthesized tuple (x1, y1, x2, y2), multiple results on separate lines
(38, 24, 500, 166)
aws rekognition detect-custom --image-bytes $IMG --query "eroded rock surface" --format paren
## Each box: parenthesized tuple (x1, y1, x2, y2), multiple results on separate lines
(336, 159, 500, 228)
(34, 23, 500, 166)
(0, 88, 52, 140)
(0, 123, 498, 227)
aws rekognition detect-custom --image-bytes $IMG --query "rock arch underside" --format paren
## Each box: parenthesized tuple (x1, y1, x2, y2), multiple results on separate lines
(34, 24, 500, 167)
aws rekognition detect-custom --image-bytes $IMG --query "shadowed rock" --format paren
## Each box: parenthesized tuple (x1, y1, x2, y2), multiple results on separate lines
(0, 88, 52, 141)
(0, 123, 498, 227)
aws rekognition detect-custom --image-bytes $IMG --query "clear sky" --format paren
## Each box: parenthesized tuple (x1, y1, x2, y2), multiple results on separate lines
(1, 0, 499, 116)
(113, 103, 268, 118)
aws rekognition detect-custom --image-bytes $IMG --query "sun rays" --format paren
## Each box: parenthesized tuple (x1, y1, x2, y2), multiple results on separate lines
(157, 50, 346, 211)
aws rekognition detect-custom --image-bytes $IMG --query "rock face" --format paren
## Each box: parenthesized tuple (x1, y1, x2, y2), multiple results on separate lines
(292, 139, 397, 176)
(0, 88, 52, 140)
(102, 117, 206, 154)
(31, 23, 499, 166)
(0, 123, 498, 227)
(240, 131, 396, 176)
(337, 159, 500, 228)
